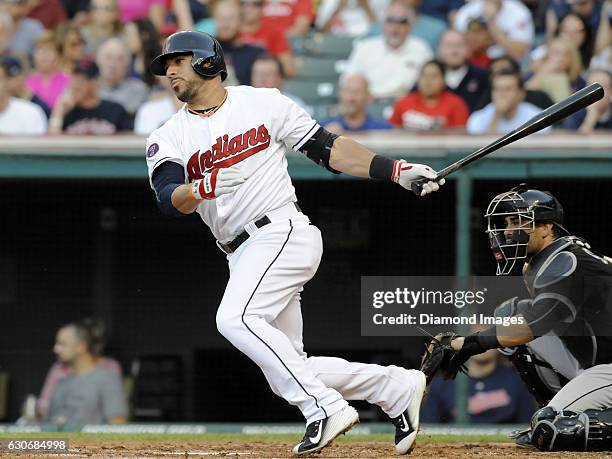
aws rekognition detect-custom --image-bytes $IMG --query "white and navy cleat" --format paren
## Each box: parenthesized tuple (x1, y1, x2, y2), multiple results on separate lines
(391, 370, 427, 454)
(292, 405, 359, 455)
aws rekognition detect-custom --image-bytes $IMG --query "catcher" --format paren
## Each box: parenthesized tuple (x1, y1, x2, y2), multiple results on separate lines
(421, 184, 612, 451)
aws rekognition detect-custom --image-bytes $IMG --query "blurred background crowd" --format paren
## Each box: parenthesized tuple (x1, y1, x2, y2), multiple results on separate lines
(0, 0, 610, 137)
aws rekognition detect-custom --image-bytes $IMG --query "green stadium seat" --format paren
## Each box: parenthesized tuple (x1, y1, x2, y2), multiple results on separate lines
(310, 103, 340, 121)
(284, 80, 338, 104)
(295, 56, 340, 80)
(304, 33, 355, 59)
(368, 100, 394, 120)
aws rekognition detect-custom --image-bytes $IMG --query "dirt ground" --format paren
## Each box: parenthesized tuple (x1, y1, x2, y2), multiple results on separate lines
(5, 440, 612, 458)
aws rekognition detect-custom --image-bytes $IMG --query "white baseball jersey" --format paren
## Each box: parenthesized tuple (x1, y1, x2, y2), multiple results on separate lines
(145, 86, 319, 242)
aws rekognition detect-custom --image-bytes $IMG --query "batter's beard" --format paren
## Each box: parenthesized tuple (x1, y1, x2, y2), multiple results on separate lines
(176, 85, 198, 103)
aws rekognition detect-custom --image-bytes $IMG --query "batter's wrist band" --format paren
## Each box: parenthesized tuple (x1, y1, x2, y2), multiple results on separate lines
(369, 155, 397, 181)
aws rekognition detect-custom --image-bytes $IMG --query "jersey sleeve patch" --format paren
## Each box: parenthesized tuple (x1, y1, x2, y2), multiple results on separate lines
(147, 143, 160, 158)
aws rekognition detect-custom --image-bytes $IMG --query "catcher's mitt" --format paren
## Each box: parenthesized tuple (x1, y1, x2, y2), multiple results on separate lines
(420, 332, 468, 384)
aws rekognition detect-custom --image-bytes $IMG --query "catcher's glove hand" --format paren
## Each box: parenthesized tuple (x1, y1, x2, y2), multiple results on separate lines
(420, 332, 468, 384)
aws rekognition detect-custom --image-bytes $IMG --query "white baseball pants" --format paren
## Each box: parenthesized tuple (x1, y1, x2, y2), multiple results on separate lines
(215, 205, 420, 424)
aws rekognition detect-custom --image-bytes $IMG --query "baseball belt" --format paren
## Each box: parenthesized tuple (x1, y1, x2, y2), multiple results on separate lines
(217, 202, 302, 254)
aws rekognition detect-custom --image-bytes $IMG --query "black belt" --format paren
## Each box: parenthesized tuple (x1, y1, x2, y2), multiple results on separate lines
(218, 203, 301, 254)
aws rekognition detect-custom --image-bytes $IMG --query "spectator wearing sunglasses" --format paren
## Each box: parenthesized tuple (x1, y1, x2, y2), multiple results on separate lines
(343, 0, 432, 99)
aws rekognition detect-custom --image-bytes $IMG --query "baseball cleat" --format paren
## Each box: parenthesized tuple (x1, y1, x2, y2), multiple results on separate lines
(391, 370, 427, 454)
(292, 405, 359, 455)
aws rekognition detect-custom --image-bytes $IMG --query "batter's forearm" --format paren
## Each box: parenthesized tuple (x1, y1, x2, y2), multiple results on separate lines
(328, 136, 375, 178)
(171, 184, 200, 214)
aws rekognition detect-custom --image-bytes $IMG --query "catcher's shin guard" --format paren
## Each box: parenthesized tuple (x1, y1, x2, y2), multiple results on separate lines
(508, 345, 565, 407)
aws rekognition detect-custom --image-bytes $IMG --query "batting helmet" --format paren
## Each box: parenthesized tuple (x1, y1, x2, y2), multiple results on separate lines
(150, 31, 227, 81)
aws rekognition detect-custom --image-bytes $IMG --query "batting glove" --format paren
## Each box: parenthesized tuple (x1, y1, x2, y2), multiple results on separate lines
(392, 160, 445, 196)
(191, 167, 247, 200)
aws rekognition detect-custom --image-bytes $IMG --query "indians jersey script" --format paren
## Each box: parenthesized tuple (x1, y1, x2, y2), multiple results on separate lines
(145, 86, 319, 242)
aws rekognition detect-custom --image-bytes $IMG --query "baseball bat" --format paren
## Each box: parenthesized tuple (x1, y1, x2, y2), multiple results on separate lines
(411, 82, 605, 195)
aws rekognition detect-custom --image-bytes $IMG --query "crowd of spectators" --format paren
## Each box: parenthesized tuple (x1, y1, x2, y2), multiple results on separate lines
(0, 0, 609, 137)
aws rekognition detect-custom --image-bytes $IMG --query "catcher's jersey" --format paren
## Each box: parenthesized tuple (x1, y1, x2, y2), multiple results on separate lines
(145, 86, 319, 242)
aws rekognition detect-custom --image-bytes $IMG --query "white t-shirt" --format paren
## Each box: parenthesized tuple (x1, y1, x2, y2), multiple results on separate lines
(145, 85, 319, 242)
(343, 35, 433, 98)
(454, 0, 534, 59)
(135, 96, 178, 135)
(315, 0, 389, 37)
(0, 97, 47, 136)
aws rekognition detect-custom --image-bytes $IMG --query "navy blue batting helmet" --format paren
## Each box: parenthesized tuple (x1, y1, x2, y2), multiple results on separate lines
(150, 31, 227, 81)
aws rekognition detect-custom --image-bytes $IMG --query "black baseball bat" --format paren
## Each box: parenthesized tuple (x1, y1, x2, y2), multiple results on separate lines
(411, 82, 605, 195)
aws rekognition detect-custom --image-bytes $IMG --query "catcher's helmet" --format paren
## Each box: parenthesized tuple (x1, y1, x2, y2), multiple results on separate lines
(485, 184, 568, 275)
(150, 31, 227, 81)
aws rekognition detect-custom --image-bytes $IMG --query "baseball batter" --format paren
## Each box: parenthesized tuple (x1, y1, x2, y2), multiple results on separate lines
(145, 31, 443, 455)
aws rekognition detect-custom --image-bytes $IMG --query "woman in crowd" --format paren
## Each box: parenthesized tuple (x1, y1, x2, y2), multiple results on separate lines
(26, 31, 71, 109)
(525, 36, 585, 103)
(390, 59, 469, 130)
(55, 23, 85, 73)
(531, 12, 593, 70)
(81, 0, 123, 56)
(123, 18, 162, 88)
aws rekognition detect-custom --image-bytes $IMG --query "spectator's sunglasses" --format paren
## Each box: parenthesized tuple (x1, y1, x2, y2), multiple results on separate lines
(89, 3, 116, 11)
(385, 16, 410, 25)
(240, 0, 264, 6)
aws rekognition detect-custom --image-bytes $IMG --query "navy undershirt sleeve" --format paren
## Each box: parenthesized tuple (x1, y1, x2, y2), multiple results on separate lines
(151, 161, 187, 217)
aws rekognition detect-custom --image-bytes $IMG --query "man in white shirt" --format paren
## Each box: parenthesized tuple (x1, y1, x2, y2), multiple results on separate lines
(316, 0, 388, 38)
(453, 0, 534, 61)
(342, 0, 433, 99)
(135, 79, 183, 135)
(0, 63, 47, 135)
(467, 71, 548, 135)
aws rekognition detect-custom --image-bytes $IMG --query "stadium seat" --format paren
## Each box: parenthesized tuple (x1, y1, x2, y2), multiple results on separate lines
(295, 56, 340, 80)
(304, 33, 355, 59)
(310, 103, 340, 121)
(368, 100, 394, 120)
(284, 80, 337, 104)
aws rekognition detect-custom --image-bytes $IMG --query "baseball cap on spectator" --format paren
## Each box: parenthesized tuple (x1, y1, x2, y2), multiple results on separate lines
(0, 55, 23, 76)
(467, 17, 487, 31)
(73, 59, 99, 79)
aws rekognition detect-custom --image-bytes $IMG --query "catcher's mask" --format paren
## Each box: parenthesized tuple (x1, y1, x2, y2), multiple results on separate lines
(485, 184, 568, 275)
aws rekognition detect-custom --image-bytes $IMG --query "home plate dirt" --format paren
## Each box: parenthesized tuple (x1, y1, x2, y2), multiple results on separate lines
(8, 440, 610, 458)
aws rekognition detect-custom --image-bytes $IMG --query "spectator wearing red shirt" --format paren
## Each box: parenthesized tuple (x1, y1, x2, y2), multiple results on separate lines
(390, 60, 469, 130)
(465, 17, 493, 69)
(239, 0, 296, 76)
(262, 0, 314, 37)
(27, 0, 67, 30)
